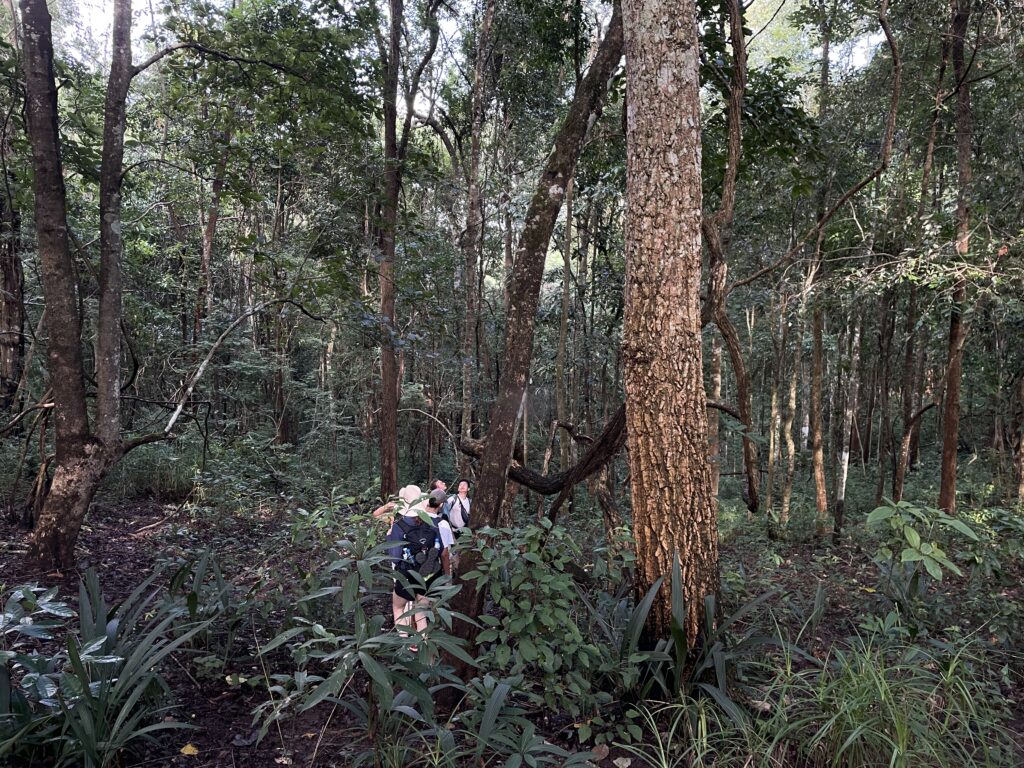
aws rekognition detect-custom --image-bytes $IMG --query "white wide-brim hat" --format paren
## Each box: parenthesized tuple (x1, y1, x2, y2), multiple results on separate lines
(397, 484, 429, 516)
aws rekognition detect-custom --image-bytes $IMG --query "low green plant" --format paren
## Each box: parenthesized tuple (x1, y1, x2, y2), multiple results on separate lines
(1, 570, 212, 767)
(867, 499, 979, 623)
(462, 521, 616, 733)
(761, 627, 1015, 767)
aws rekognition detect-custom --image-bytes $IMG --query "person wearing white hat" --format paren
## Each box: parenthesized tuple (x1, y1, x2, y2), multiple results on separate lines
(385, 484, 454, 647)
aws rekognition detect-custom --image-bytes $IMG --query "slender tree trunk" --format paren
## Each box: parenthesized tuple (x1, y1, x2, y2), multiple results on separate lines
(810, 304, 829, 535)
(709, 336, 722, 505)
(466, 6, 622, 530)
(0, 7, 23, 412)
(894, 33, 948, 500)
(1015, 376, 1024, 501)
(781, 327, 799, 526)
(874, 295, 894, 507)
(448, 8, 624, 660)
(833, 314, 860, 538)
(460, 0, 496, 470)
(556, 177, 574, 478)
(622, 0, 715, 645)
(765, 305, 786, 518)
(193, 144, 229, 343)
(807, 0, 834, 536)
(377, 0, 403, 500)
(938, 0, 971, 514)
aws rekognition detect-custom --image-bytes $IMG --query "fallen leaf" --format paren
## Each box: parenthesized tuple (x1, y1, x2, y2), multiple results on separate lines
(180, 743, 199, 757)
(274, 758, 293, 766)
(592, 743, 610, 760)
(613, 759, 632, 768)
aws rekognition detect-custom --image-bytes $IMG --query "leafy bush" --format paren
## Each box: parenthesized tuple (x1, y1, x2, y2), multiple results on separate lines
(462, 522, 618, 731)
(1, 570, 212, 767)
(866, 499, 979, 625)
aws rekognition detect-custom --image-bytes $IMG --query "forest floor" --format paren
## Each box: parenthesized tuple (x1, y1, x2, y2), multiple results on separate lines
(2, 500, 1022, 767)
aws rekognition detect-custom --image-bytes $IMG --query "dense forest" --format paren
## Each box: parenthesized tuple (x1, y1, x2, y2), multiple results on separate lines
(1, 0, 1023, 765)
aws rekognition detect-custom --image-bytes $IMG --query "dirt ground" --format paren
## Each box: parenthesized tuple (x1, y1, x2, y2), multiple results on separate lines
(2, 502, 1021, 767)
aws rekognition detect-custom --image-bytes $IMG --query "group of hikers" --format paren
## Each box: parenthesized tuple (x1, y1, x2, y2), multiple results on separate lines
(373, 478, 472, 649)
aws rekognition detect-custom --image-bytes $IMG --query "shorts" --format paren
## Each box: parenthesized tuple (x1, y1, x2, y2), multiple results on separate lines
(394, 573, 439, 601)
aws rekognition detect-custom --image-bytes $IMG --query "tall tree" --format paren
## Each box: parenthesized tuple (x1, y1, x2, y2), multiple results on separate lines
(21, 0, 131, 565)
(378, 0, 440, 499)
(459, 0, 496, 468)
(450, 6, 625, 668)
(622, 0, 716, 644)
(938, 0, 972, 513)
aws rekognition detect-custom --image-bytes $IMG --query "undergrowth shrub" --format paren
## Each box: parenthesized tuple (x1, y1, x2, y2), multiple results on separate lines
(255, 528, 587, 768)
(1, 570, 213, 767)
(618, 621, 1015, 768)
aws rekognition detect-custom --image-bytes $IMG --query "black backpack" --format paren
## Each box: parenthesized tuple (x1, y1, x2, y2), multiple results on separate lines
(395, 516, 442, 578)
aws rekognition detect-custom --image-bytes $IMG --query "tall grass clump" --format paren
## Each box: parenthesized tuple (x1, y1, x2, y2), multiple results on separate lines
(759, 633, 1015, 767)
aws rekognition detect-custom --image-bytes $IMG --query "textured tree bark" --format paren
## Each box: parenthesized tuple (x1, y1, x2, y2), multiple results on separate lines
(22, 0, 133, 566)
(938, 0, 971, 514)
(622, 0, 715, 645)
(781, 328, 799, 526)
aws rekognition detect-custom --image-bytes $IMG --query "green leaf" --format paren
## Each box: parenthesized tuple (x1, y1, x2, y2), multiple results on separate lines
(901, 548, 925, 562)
(866, 506, 895, 527)
(922, 557, 943, 581)
(937, 516, 980, 541)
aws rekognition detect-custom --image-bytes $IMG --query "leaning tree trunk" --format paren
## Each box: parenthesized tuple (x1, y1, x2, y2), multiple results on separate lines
(622, 0, 716, 646)
(447, 7, 624, 673)
(938, 0, 971, 514)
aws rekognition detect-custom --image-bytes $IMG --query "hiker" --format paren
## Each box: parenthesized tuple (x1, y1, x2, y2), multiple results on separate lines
(429, 478, 447, 493)
(443, 479, 471, 534)
(387, 484, 454, 645)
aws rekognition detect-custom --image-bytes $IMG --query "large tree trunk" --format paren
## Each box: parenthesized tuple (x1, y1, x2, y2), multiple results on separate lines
(938, 0, 971, 514)
(622, 0, 715, 645)
(22, 0, 134, 566)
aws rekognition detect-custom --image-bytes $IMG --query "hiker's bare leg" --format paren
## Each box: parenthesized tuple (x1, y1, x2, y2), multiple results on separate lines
(392, 592, 412, 636)
(413, 596, 432, 634)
